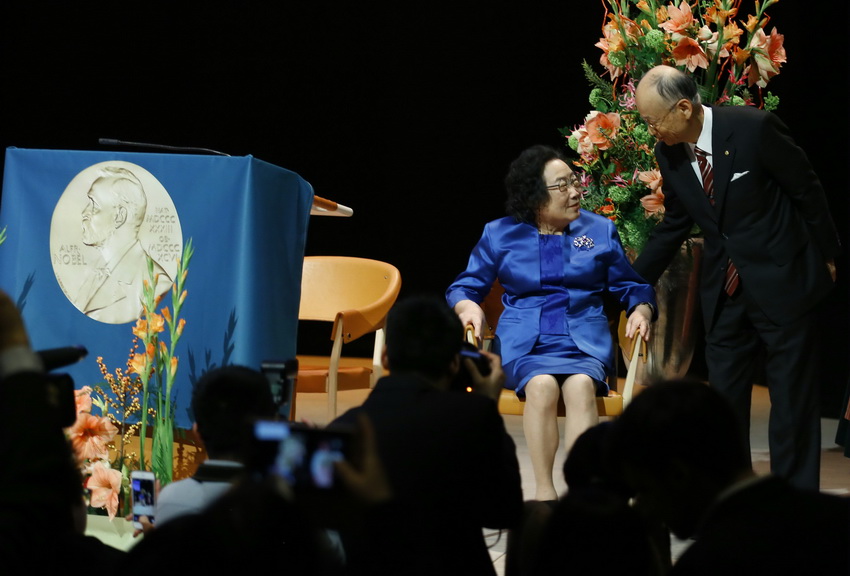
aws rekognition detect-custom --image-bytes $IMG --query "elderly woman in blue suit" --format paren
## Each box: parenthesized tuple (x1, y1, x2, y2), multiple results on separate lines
(447, 145, 656, 501)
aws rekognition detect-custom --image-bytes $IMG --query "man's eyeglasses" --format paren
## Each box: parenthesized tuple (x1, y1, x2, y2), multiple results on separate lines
(645, 101, 679, 130)
(546, 177, 581, 194)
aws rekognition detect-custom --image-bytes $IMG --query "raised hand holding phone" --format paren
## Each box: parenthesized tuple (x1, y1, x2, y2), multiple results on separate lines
(130, 470, 156, 530)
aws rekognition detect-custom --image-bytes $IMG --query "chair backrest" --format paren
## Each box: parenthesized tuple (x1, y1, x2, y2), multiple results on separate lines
(480, 279, 506, 342)
(299, 256, 402, 343)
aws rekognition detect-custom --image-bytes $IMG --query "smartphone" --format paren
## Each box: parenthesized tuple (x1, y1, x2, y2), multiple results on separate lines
(261, 359, 298, 421)
(250, 420, 352, 491)
(130, 470, 156, 529)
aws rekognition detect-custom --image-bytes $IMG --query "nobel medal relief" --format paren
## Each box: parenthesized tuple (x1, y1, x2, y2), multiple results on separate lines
(50, 161, 183, 324)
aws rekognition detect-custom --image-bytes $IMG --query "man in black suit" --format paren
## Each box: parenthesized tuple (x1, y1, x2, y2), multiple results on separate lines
(607, 379, 850, 575)
(331, 295, 523, 576)
(632, 65, 840, 491)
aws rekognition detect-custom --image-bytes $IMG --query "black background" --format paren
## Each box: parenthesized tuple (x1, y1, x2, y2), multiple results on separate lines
(2, 2, 848, 413)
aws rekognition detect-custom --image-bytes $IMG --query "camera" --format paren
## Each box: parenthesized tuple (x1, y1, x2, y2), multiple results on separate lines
(451, 342, 491, 393)
(248, 419, 353, 491)
(35, 346, 88, 429)
(45, 372, 78, 429)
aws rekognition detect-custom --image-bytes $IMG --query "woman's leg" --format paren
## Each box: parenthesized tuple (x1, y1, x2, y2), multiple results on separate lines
(561, 374, 599, 467)
(523, 374, 561, 500)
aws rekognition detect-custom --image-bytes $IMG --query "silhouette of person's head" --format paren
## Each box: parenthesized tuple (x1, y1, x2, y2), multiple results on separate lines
(607, 379, 750, 539)
(384, 295, 463, 381)
(192, 365, 277, 461)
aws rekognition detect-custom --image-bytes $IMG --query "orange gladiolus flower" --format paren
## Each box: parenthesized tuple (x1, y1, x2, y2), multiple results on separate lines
(733, 47, 751, 66)
(161, 307, 172, 323)
(743, 14, 760, 33)
(67, 413, 118, 462)
(133, 314, 165, 338)
(705, 2, 737, 25)
(129, 352, 148, 375)
(170, 356, 179, 377)
(585, 112, 621, 150)
(132, 319, 146, 339)
(720, 23, 743, 51)
(148, 313, 165, 333)
(87, 462, 122, 519)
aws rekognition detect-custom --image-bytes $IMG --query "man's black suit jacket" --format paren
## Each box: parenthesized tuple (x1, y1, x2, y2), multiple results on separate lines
(331, 373, 523, 576)
(633, 105, 840, 329)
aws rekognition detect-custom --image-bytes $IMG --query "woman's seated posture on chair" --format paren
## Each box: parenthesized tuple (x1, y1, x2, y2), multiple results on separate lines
(447, 145, 655, 501)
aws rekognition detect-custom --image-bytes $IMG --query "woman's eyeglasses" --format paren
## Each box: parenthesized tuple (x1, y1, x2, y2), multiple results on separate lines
(546, 177, 581, 193)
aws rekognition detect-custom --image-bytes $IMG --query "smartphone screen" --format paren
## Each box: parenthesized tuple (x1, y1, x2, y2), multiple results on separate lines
(131, 472, 156, 528)
(252, 420, 351, 490)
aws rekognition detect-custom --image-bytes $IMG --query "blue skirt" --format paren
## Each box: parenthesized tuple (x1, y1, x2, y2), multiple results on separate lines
(502, 333, 608, 398)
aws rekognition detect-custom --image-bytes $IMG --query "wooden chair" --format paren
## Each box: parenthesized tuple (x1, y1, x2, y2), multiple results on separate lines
(466, 280, 644, 417)
(296, 256, 402, 419)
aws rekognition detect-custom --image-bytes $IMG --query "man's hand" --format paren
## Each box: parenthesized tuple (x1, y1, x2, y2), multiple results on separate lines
(126, 515, 155, 538)
(125, 477, 160, 537)
(465, 349, 506, 403)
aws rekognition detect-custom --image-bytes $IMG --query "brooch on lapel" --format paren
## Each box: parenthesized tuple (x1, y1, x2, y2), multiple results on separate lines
(573, 235, 595, 250)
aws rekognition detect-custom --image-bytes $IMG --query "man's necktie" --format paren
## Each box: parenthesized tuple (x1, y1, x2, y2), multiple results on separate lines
(695, 146, 739, 296)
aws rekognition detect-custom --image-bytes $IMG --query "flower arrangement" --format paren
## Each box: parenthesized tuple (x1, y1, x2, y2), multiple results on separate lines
(135, 238, 194, 487)
(64, 239, 194, 518)
(65, 375, 140, 519)
(564, 0, 785, 257)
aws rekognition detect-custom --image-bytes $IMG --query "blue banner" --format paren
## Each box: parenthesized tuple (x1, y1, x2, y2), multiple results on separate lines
(0, 148, 313, 428)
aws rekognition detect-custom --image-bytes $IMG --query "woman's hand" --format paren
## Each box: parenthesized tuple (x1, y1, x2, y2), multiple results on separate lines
(453, 299, 486, 342)
(625, 304, 653, 342)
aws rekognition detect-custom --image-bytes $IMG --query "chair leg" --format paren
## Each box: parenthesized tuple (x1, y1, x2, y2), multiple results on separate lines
(622, 335, 644, 408)
(328, 323, 344, 419)
(371, 328, 385, 388)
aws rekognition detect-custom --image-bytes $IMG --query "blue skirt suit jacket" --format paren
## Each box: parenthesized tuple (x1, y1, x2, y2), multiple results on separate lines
(447, 212, 656, 378)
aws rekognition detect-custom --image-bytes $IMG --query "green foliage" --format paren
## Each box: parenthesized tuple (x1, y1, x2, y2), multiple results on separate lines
(563, 0, 786, 256)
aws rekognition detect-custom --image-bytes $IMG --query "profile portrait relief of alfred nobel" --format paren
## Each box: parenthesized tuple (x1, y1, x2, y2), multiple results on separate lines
(74, 166, 173, 324)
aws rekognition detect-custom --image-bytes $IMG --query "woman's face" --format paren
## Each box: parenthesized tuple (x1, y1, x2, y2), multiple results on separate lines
(537, 159, 581, 230)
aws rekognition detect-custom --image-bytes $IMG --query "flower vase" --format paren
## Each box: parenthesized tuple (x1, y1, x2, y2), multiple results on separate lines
(621, 238, 703, 384)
